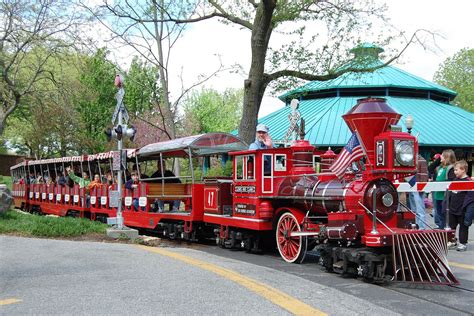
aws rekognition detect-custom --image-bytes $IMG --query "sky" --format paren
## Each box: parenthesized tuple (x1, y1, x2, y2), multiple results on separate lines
(107, 0, 474, 118)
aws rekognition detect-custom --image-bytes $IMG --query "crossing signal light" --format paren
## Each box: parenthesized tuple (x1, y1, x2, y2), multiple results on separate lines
(124, 126, 137, 142)
(115, 125, 123, 140)
(105, 125, 136, 142)
(105, 128, 114, 142)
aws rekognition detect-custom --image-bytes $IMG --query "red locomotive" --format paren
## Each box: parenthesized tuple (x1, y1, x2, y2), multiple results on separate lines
(10, 98, 461, 285)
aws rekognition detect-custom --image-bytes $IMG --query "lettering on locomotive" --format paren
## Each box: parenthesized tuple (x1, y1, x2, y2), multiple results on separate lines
(234, 203, 256, 216)
(235, 185, 256, 194)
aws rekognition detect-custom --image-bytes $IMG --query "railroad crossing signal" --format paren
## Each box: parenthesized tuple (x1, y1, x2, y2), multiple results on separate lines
(106, 74, 136, 142)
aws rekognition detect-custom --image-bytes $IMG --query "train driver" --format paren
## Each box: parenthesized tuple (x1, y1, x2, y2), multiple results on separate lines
(249, 124, 273, 150)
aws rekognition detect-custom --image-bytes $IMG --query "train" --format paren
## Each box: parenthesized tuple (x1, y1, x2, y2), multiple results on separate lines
(10, 97, 459, 285)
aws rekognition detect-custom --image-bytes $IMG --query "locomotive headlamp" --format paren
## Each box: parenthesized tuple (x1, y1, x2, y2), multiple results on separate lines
(395, 140, 414, 166)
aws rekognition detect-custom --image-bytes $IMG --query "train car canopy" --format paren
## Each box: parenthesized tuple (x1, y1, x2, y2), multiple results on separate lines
(137, 133, 248, 158)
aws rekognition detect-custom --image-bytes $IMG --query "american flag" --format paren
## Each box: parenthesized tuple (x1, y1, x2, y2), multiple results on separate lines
(330, 133, 365, 179)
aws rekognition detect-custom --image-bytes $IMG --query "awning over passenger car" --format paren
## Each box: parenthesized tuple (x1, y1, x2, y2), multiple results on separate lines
(137, 133, 248, 158)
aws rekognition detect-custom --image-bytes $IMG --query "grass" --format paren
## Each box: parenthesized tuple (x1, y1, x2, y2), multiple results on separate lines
(0, 175, 12, 190)
(0, 210, 108, 238)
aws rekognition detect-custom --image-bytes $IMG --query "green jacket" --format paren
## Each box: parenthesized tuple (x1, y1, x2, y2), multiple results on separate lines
(68, 172, 91, 189)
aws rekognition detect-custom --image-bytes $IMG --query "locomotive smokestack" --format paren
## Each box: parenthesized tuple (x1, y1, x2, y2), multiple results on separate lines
(342, 98, 401, 165)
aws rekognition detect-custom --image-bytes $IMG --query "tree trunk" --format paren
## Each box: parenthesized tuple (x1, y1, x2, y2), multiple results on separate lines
(153, 0, 176, 140)
(0, 112, 5, 136)
(238, 1, 275, 145)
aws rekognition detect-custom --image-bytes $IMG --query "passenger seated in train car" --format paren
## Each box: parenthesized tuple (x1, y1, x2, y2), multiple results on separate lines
(132, 163, 148, 179)
(125, 171, 140, 211)
(67, 167, 90, 188)
(150, 162, 181, 212)
(88, 174, 102, 190)
(27, 172, 36, 184)
(150, 161, 180, 183)
(101, 170, 112, 186)
(67, 167, 91, 207)
(46, 176, 56, 186)
(124, 169, 131, 182)
(58, 170, 69, 187)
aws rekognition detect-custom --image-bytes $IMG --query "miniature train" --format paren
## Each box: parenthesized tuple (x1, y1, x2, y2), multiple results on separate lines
(10, 98, 460, 285)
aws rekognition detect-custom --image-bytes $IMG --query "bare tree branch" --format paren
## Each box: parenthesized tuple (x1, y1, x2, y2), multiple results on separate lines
(264, 29, 421, 84)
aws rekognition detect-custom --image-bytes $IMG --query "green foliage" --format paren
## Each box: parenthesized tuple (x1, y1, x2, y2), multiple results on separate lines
(0, 138, 8, 154)
(0, 210, 107, 238)
(125, 57, 160, 115)
(434, 48, 474, 112)
(183, 88, 243, 134)
(76, 48, 117, 153)
(4, 47, 161, 156)
(4, 47, 83, 158)
(206, 160, 233, 177)
(0, 176, 12, 190)
(189, 160, 233, 181)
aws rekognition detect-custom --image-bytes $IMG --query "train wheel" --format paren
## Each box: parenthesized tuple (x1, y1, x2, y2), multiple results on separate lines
(276, 212, 307, 263)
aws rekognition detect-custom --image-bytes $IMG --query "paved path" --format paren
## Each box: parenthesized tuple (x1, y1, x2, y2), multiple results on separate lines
(1, 235, 473, 315)
(1, 236, 400, 315)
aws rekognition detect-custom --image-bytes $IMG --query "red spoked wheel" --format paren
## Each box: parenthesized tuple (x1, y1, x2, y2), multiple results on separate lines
(276, 212, 307, 263)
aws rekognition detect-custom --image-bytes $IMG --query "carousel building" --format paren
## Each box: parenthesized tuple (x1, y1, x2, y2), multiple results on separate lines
(258, 44, 474, 167)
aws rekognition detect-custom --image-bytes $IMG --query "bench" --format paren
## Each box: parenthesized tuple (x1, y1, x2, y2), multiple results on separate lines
(146, 183, 192, 212)
(147, 183, 191, 199)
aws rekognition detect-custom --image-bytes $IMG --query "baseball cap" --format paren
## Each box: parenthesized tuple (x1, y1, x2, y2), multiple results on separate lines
(256, 124, 269, 133)
(434, 153, 441, 159)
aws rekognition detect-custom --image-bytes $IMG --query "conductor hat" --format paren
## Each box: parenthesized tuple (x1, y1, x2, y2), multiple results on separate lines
(256, 124, 269, 133)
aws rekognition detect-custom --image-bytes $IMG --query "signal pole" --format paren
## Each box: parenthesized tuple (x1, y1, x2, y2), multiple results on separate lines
(106, 74, 138, 239)
(114, 78, 126, 229)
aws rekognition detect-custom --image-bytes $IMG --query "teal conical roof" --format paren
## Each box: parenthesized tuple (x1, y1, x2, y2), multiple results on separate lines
(279, 44, 457, 102)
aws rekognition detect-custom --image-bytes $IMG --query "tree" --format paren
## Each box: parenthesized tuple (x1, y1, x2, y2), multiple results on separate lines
(434, 48, 473, 113)
(3, 48, 85, 158)
(183, 88, 243, 134)
(75, 49, 117, 153)
(83, 0, 227, 141)
(147, 0, 423, 144)
(0, 0, 82, 135)
(3, 48, 159, 157)
(125, 57, 160, 116)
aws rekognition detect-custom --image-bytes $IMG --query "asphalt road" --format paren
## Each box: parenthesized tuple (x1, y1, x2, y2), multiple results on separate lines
(1, 235, 473, 315)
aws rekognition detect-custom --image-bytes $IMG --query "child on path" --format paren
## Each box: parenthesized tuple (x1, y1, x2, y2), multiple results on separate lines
(444, 160, 470, 251)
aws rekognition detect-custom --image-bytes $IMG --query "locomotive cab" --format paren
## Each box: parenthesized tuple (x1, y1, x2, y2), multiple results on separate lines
(230, 139, 322, 221)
